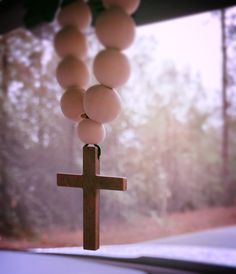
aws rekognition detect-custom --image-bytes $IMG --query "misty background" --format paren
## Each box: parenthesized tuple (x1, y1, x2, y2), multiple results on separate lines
(0, 8, 236, 240)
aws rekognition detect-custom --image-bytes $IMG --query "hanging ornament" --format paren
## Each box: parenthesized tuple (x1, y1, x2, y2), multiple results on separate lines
(54, 0, 140, 251)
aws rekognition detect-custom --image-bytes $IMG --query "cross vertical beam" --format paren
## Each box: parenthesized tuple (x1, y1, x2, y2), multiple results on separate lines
(83, 146, 100, 250)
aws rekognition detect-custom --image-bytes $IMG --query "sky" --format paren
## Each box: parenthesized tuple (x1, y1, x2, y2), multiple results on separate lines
(121, 11, 223, 126)
(134, 12, 222, 91)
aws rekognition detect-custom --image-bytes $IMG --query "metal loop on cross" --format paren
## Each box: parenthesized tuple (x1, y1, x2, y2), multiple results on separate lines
(84, 144, 101, 159)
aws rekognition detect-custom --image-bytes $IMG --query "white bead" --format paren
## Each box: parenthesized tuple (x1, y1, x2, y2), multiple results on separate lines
(60, 87, 85, 121)
(58, 0, 92, 31)
(54, 26, 87, 59)
(93, 48, 130, 88)
(102, 0, 140, 14)
(84, 85, 121, 123)
(95, 7, 135, 50)
(56, 56, 89, 89)
(77, 119, 106, 144)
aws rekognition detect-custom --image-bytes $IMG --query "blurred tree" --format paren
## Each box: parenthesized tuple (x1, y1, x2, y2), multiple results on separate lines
(221, 9, 230, 201)
(1, 9, 236, 239)
(220, 8, 236, 203)
(0, 28, 83, 236)
(0, 35, 32, 236)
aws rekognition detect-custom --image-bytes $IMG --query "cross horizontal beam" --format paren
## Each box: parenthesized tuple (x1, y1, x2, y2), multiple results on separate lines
(57, 173, 83, 188)
(57, 173, 127, 191)
(96, 176, 127, 191)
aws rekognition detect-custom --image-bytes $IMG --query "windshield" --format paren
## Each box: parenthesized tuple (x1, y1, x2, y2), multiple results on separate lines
(0, 5, 236, 269)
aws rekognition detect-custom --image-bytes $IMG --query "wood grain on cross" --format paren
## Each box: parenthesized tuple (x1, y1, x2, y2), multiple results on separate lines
(57, 146, 127, 250)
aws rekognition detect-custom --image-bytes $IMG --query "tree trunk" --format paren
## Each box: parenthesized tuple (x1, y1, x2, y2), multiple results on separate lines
(0, 35, 30, 236)
(0, 35, 13, 234)
(221, 9, 230, 202)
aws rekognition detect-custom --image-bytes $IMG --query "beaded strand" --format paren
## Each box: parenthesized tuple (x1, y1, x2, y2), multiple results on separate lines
(54, 0, 140, 145)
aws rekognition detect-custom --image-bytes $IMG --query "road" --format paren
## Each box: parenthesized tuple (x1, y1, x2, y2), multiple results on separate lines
(152, 225, 236, 249)
(33, 225, 236, 268)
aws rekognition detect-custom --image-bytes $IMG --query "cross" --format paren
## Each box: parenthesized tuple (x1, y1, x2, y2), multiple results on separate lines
(57, 145, 127, 250)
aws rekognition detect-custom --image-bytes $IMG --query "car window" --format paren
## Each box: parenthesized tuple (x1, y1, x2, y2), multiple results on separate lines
(0, 7, 236, 262)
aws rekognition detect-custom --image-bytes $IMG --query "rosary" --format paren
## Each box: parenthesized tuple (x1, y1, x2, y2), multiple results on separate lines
(53, 0, 140, 250)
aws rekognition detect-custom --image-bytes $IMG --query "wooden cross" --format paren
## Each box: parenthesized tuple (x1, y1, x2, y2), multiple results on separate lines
(57, 145, 127, 250)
